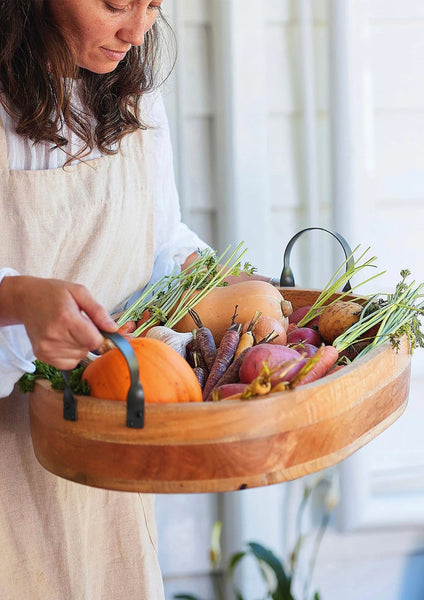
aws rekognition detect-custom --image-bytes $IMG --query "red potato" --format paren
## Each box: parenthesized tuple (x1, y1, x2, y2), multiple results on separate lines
(289, 306, 310, 324)
(287, 326, 322, 347)
(289, 306, 322, 328)
(293, 343, 318, 358)
(239, 343, 306, 386)
(295, 345, 339, 386)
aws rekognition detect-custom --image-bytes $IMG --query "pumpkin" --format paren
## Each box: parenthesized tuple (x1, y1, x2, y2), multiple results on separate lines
(173, 280, 285, 345)
(83, 338, 202, 403)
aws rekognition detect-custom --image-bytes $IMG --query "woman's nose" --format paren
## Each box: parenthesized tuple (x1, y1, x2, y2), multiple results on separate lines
(117, 13, 148, 47)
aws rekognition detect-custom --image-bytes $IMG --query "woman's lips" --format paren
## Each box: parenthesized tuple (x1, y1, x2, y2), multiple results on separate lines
(100, 47, 128, 61)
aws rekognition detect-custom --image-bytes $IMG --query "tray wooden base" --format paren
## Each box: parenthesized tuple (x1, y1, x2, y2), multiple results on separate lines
(29, 289, 411, 493)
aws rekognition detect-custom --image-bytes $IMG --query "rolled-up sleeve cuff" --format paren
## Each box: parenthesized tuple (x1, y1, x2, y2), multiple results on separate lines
(0, 269, 35, 398)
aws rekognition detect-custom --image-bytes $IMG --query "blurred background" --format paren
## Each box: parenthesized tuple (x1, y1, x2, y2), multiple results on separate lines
(155, 1, 424, 598)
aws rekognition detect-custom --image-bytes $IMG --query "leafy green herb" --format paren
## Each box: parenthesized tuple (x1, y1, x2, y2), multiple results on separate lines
(334, 269, 424, 357)
(18, 360, 90, 395)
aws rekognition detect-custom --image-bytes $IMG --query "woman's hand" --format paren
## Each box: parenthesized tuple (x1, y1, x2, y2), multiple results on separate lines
(0, 276, 117, 370)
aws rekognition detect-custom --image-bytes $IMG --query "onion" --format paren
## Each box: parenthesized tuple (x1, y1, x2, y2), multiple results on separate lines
(145, 326, 193, 356)
(242, 314, 288, 345)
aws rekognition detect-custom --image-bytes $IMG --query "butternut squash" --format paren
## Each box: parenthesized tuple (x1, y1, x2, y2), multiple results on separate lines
(173, 280, 285, 345)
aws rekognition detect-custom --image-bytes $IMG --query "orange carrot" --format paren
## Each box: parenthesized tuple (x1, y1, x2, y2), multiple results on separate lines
(295, 345, 339, 387)
(234, 331, 254, 359)
(325, 364, 345, 376)
(117, 320, 137, 336)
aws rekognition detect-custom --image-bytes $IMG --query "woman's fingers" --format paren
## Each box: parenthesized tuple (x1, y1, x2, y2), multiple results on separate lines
(2, 276, 118, 368)
(69, 283, 118, 335)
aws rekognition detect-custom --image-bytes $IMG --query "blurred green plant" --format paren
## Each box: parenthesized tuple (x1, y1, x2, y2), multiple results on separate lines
(173, 473, 337, 600)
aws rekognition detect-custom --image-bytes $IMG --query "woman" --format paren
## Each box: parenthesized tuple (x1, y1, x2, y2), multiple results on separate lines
(0, 1, 207, 597)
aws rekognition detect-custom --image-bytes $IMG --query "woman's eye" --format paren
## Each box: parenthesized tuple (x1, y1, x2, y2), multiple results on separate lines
(105, 3, 127, 13)
(105, 2, 161, 14)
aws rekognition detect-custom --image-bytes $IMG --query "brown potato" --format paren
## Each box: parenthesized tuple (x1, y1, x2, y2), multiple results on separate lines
(318, 301, 363, 344)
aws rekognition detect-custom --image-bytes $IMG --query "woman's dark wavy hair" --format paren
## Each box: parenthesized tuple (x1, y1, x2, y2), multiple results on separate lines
(0, 0, 175, 161)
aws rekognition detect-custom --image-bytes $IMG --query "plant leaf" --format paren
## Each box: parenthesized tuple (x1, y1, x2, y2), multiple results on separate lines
(247, 542, 293, 599)
(227, 550, 247, 577)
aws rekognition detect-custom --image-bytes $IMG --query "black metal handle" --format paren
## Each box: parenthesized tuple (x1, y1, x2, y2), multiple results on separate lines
(279, 227, 354, 292)
(62, 331, 145, 429)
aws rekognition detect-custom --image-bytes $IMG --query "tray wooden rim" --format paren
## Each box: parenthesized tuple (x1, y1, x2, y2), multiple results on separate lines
(29, 288, 412, 493)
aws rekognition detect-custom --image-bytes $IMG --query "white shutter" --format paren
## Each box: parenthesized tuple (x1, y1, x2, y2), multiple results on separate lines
(331, 0, 424, 530)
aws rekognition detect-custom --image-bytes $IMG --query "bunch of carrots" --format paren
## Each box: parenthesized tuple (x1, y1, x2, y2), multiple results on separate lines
(183, 306, 340, 402)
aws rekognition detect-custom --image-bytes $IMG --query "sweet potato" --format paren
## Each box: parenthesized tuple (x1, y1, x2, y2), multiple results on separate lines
(239, 344, 305, 386)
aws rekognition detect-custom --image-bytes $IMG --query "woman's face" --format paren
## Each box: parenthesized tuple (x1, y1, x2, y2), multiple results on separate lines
(48, 0, 163, 74)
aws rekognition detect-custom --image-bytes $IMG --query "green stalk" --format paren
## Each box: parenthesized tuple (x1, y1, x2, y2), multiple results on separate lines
(119, 242, 253, 337)
(297, 247, 384, 328)
(334, 271, 424, 357)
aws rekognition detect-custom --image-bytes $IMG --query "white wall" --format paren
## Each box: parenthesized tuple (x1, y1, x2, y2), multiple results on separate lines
(157, 1, 424, 598)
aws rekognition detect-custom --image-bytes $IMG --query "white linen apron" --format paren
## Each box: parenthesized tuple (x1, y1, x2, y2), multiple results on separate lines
(0, 118, 165, 599)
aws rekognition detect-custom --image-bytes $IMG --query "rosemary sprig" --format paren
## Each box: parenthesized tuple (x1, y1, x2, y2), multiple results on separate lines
(297, 246, 385, 328)
(117, 243, 256, 336)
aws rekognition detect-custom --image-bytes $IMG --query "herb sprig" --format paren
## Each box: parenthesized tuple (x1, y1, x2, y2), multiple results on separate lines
(18, 360, 90, 395)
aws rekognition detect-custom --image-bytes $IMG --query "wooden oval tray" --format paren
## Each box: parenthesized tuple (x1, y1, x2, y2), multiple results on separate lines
(29, 288, 411, 493)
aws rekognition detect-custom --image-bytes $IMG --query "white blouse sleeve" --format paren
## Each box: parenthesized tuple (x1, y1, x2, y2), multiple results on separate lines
(146, 92, 210, 284)
(0, 269, 35, 398)
(120, 93, 210, 309)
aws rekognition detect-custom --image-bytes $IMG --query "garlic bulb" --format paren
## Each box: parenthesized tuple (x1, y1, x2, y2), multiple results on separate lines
(145, 326, 193, 356)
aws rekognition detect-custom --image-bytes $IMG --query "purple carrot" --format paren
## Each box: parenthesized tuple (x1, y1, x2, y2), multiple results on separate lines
(204, 347, 252, 401)
(202, 321, 241, 401)
(189, 309, 217, 371)
(193, 366, 207, 389)
(191, 340, 209, 375)
(192, 351, 207, 389)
